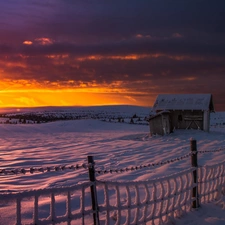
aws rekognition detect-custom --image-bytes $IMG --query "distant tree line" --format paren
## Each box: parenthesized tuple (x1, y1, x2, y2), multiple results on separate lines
(0, 112, 150, 125)
(0, 113, 83, 123)
(0, 112, 114, 124)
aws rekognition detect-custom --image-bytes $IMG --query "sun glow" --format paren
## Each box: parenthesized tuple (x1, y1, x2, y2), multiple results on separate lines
(0, 79, 150, 108)
(0, 90, 140, 107)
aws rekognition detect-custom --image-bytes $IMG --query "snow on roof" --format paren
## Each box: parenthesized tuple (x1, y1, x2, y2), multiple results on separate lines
(153, 94, 214, 111)
(149, 110, 170, 120)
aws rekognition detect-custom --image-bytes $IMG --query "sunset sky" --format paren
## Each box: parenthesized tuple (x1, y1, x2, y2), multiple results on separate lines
(0, 0, 225, 110)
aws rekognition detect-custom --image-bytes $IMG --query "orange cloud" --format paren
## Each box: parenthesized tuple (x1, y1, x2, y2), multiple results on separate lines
(35, 37, 54, 45)
(23, 40, 33, 45)
(4, 62, 27, 68)
(125, 95, 137, 102)
(46, 54, 69, 59)
(181, 77, 197, 81)
(172, 33, 183, 38)
(15, 97, 37, 106)
(135, 34, 151, 38)
(77, 54, 163, 61)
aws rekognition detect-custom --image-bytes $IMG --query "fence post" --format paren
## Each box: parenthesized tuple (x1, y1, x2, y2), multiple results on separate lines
(190, 139, 199, 208)
(87, 156, 100, 225)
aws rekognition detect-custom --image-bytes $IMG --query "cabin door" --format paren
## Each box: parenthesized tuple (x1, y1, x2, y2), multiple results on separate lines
(162, 116, 170, 135)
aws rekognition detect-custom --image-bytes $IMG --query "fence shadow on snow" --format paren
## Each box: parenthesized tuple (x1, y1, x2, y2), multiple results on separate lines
(0, 140, 225, 225)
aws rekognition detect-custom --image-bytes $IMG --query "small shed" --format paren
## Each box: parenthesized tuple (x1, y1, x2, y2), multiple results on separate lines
(149, 94, 214, 136)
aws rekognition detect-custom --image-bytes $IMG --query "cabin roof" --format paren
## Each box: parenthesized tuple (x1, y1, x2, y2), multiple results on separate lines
(149, 110, 170, 120)
(153, 94, 214, 111)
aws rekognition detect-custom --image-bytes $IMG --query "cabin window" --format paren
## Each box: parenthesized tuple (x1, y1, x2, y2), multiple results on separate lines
(178, 115, 183, 121)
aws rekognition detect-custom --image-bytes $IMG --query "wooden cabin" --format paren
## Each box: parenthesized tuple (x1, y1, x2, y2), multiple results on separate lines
(149, 94, 215, 136)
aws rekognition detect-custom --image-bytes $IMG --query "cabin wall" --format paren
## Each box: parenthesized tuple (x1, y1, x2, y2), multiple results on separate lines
(149, 116, 164, 135)
(170, 110, 204, 130)
(203, 110, 210, 132)
(150, 114, 172, 135)
(149, 109, 210, 136)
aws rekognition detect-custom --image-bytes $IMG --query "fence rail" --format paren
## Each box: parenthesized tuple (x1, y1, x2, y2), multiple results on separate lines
(0, 181, 95, 225)
(0, 163, 92, 175)
(97, 168, 195, 225)
(0, 140, 225, 225)
(198, 161, 225, 204)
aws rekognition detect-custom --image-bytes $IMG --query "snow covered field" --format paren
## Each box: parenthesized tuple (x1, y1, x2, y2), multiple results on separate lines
(0, 106, 225, 224)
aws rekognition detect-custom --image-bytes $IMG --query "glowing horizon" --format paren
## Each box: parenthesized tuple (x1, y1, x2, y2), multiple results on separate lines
(0, 84, 153, 108)
(0, 90, 148, 108)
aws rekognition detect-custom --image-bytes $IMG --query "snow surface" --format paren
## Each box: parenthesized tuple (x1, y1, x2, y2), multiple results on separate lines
(0, 106, 225, 224)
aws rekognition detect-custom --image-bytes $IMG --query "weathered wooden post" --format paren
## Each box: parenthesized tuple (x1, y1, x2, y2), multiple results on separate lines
(87, 156, 100, 225)
(190, 139, 199, 208)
